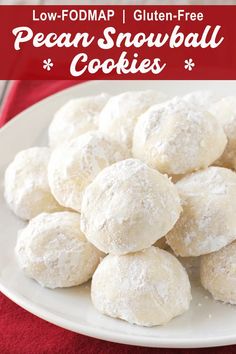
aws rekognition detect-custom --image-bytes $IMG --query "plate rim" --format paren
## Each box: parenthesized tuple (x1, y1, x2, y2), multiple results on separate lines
(1, 281, 236, 349)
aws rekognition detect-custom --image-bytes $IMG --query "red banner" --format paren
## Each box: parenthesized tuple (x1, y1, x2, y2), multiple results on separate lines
(0, 5, 235, 80)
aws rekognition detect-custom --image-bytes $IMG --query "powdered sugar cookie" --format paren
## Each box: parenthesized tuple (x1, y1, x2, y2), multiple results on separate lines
(49, 93, 109, 147)
(15, 211, 103, 289)
(4, 147, 63, 220)
(132, 97, 227, 175)
(166, 167, 236, 257)
(99, 90, 166, 150)
(210, 96, 236, 169)
(200, 241, 236, 304)
(48, 131, 128, 212)
(182, 90, 218, 110)
(91, 246, 191, 326)
(81, 159, 181, 255)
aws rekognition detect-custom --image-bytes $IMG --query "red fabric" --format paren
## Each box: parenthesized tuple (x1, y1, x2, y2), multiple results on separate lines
(0, 80, 80, 127)
(0, 81, 235, 354)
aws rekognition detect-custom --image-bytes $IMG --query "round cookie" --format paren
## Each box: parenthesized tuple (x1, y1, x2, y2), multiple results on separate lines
(210, 96, 236, 169)
(166, 166, 236, 257)
(132, 97, 227, 175)
(91, 246, 191, 326)
(182, 90, 218, 110)
(15, 211, 103, 289)
(81, 159, 182, 255)
(4, 147, 63, 220)
(200, 241, 236, 304)
(48, 131, 128, 212)
(99, 90, 166, 150)
(48, 93, 109, 147)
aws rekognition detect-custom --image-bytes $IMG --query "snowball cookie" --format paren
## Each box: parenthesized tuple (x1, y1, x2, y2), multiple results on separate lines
(48, 93, 110, 147)
(166, 166, 236, 257)
(15, 211, 103, 288)
(132, 97, 227, 175)
(91, 246, 191, 326)
(48, 131, 128, 212)
(210, 96, 236, 169)
(182, 90, 219, 110)
(81, 159, 181, 255)
(200, 241, 236, 304)
(99, 90, 166, 150)
(4, 147, 64, 220)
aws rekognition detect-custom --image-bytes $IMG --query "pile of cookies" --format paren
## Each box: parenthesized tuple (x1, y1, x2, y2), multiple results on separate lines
(4, 90, 236, 327)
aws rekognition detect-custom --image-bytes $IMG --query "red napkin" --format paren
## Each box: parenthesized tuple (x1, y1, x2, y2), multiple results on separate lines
(0, 80, 80, 127)
(0, 80, 234, 354)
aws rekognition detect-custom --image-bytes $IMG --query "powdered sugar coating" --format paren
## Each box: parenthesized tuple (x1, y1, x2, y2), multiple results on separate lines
(132, 97, 227, 175)
(210, 96, 236, 169)
(200, 241, 236, 304)
(4, 147, 64, 220)
(15, 212, 103, 289)
(81, 159, 182, 255)
(48, 131, 128, 212)
(166, 166, 236, 257)
(99, 90, 166, 150)
(91, 246, 191, 326)
(182, 90, 219, 110)
(48, 93, 110, 148)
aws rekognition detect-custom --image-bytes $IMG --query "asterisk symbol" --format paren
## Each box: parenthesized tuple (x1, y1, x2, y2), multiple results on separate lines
(43, 58, 54, 71)
(184, 58, 195, 71)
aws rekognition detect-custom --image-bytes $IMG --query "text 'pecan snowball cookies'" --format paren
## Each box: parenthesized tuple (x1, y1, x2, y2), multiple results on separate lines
(200, 241, 236, 304)
(210, 96, 236, 169)
(99, 90, 166, 150)
(166, 166, 236, 257)
(48, 131, 128, 212)
(4, 147, 63, 220)
(81, 159, 181, 255)
(132, 97, 227, 175)
(15, 212, 103, 289)
(91, 247, 191, 326)
(48, 93, 110, 148)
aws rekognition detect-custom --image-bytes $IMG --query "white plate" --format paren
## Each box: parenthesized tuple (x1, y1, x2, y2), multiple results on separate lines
(1, 80, 236, 349)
